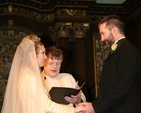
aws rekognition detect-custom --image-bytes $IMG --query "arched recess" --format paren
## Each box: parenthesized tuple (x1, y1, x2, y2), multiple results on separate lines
(0, 29, 31, 110)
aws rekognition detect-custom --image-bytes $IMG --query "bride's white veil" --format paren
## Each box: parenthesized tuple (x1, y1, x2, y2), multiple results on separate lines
(1, 37, 46, 113)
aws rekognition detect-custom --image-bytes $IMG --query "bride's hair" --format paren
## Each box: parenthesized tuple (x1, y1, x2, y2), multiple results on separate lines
(25, 34, 44, 55)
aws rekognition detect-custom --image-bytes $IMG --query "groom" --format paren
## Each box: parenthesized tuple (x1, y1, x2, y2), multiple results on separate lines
(75, 15, 141, 113)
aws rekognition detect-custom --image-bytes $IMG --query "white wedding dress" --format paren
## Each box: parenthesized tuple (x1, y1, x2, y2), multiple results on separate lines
(1, 38, 74, 113)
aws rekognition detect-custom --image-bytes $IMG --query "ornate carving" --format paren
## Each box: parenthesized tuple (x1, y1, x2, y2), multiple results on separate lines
(8, 20, 14, 28)
(49, 23, 72, 41)
(56, 9, 86, 16)
(0, 0, 140, 23)
(0, 6, 55, 22)
(49, 22, 89, 41)
(73, 23, 89, 38)
(13, 7, 55, 21)
(88, 15, 106, 22)
(8, 5, 13, 13)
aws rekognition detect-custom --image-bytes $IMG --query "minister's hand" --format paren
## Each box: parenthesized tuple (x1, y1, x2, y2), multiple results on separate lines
(64, 90, 82, 104)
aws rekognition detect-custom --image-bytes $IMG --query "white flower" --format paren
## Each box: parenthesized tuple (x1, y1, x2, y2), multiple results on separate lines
(111, 43, 118, 51)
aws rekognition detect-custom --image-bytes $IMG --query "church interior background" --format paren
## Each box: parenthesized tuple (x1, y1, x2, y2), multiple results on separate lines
(0, 0, 141, 110)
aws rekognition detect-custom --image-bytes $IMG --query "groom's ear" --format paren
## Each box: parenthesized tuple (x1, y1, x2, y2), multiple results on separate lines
(111, 26, 119, 35)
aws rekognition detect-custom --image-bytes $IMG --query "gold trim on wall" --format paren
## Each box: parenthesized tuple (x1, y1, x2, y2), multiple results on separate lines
(93, 35, 98, 97)
(93, 33, 109, 98)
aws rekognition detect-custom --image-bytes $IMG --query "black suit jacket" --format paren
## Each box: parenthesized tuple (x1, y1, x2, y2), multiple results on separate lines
(92, 39, 141, 113)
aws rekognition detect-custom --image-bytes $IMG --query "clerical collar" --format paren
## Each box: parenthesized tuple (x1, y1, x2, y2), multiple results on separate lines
(115, 37, 125, 44)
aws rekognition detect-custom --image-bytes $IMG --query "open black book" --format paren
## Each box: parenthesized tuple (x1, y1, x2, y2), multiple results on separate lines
(49, 82, 85, 104)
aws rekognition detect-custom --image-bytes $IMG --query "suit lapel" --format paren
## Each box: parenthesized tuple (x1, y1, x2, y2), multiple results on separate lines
(105, 38, 126, 60)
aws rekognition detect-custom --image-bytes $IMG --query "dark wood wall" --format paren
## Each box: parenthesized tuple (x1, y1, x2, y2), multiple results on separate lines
(56, 35, 95, 101)
(0, 0, 141, 104)
(125, 14, 141, 98)
(126, 14, 141, 53)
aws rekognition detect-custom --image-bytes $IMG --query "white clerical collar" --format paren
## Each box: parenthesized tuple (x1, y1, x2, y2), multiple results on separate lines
(115, 37, 125, 44)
